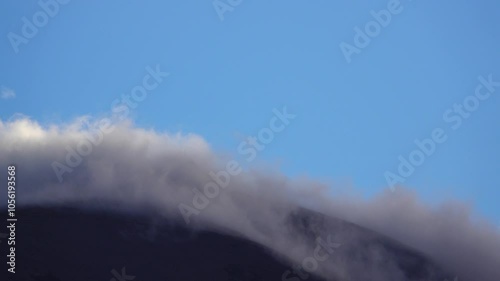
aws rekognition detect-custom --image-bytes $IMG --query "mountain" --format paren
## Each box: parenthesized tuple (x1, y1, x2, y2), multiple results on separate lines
(0, 206, 457, 281)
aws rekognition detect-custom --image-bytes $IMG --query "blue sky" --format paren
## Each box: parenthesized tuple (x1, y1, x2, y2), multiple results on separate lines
(1, 0, 499, 223)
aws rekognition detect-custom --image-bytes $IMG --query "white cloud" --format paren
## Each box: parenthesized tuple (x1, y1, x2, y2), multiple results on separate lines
(1, 86, 16, 99)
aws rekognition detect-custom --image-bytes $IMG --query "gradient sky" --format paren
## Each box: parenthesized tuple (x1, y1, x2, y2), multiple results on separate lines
(1, 0, 499, 223)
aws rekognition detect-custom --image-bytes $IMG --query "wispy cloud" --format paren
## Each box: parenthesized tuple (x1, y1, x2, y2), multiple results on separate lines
(1, 116, 500, 281)
(1, 86, 16, 99)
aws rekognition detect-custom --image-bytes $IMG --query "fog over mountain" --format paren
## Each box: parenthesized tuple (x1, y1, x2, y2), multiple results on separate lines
(1, 117, 499, 281)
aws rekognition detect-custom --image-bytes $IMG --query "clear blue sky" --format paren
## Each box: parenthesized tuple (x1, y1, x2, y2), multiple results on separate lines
(1, 0, 499, 223)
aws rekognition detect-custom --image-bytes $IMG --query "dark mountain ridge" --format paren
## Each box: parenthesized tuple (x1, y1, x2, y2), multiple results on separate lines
(0, 205, 458, 281)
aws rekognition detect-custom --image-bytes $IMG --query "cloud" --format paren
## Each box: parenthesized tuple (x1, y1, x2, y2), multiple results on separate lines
(1, 86, 16, 99)
(0, 116, 499, 281)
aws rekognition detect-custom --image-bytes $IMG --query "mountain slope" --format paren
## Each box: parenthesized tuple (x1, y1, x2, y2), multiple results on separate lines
(0, 206, 457, 281)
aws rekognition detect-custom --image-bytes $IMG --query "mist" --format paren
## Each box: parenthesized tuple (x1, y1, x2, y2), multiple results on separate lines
(1, 116, 499, 281)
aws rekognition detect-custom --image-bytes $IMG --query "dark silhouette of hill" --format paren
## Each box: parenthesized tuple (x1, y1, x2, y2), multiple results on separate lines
(0, 206, 457, 281)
